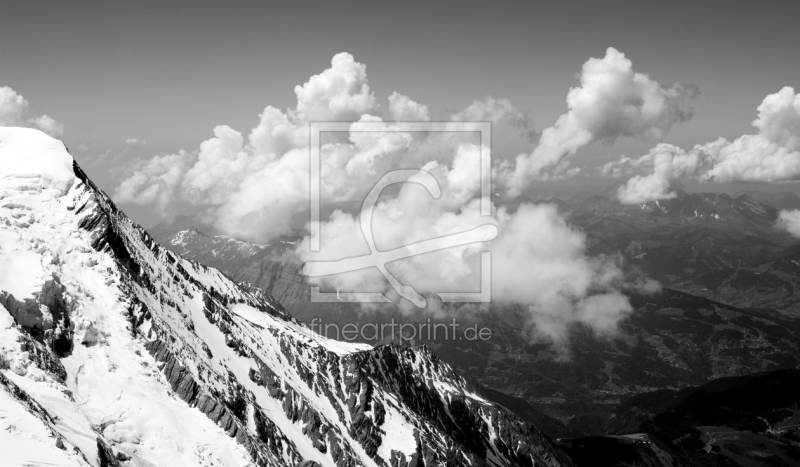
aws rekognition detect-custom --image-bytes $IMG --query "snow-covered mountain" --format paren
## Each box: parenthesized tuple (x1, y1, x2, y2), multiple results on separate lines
(0, 127, 571, 467)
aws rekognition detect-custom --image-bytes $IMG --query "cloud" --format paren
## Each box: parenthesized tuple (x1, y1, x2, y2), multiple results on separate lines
(30, 115, 64, 137)
(114, 150, 194, 216)
(777, 209, 800, 237)
(114, 51, 650, 350)
(388, 92, 430, 122)
(754, 86, 800, 151)
(0, 86, 64, 137)
(248, 106, 307, 157)
(114, 53, 477, 237)
(293, 52, 376, 122)
(505, 47, 697, 194)
(212, 146, 310, 241)
(126, 138, 147, 146)
(298, 139, 642, 348)
(610, 143, 714, 204)
(488, 204, 635, 345)
(0, 86, 29, 125)
(181, 125, 254, 205)
(298, 197, 640, 350)
(607, 86, 800, 204)
(113, 54, 377, 234)
(451, 96, 536, 140)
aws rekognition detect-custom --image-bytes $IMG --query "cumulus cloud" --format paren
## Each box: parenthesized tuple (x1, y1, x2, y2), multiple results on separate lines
(293, 53, 376, 121)
(114, 151, 194, 216)
(0, 86, 64, 137)
(487, 204, 636, 343)
(213, 146, 310, 241)
(181, 125, 255, 205)
(777, 210, 800, 237)
(505, 47, 697, 194)
(115, 54, 389, 241)
(30, 115, 64, 137)
(754, 87, 800, 150)
(115, 55, 534, 242)
(608, 143, 714, 204)
(299, 196, 640, 349)
(0, 87, 30, 125)
(451, 96, 536, 142)
(388, 92, 429, 122)
(115, 51, 650, 350)
(248, 106, 307, 157)
(607, 86, 800, 204)
(126, 138, 147, 146)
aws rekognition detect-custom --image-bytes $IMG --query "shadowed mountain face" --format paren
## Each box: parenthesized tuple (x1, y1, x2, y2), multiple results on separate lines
(0, 129, 572, 467)
(149, 188, 800, 440)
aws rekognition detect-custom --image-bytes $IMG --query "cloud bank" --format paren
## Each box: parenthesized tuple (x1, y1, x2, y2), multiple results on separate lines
(297, 181, 647, 348)
(114, 51, 653, 348)
(115, 52, 378, 236)
(114, 53, 535, 241)
(504, 47, 697, 194)
(608, 86, 800, 204)
(0, 86, 64, 136)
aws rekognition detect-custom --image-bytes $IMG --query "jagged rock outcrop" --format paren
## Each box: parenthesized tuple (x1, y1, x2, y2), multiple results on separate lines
(1, 277, 74, 357)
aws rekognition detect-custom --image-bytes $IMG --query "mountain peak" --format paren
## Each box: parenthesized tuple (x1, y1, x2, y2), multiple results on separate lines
(0, 127, 74, 192)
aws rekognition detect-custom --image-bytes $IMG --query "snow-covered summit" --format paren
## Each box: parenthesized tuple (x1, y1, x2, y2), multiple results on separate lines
(0, 131, 571, 467)
(0, 127, 75, 192)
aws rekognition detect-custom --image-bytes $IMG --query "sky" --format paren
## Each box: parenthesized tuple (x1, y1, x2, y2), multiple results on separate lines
(2, 2, 798, 169)
(3, 1, 800, 345)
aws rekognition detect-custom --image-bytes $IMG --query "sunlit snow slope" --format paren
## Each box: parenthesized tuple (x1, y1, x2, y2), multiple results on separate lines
(0, 127, 571, 467)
